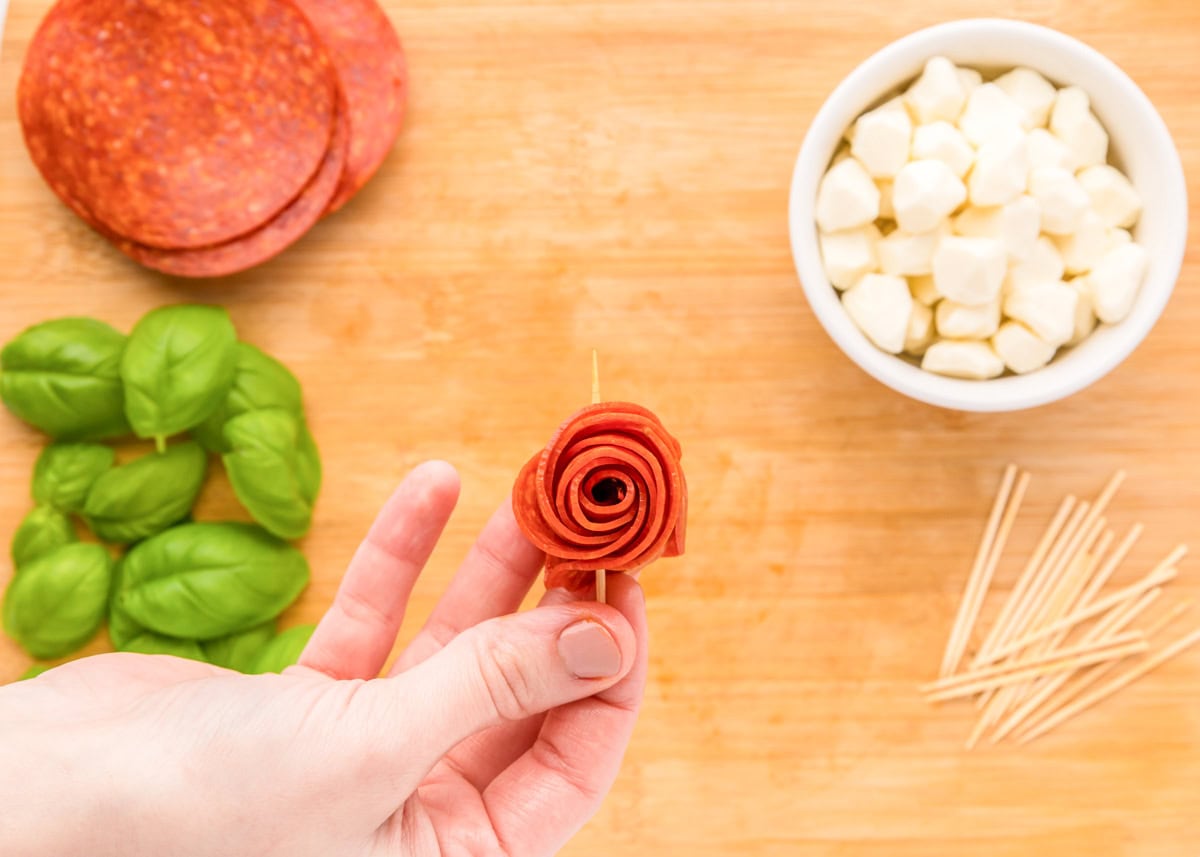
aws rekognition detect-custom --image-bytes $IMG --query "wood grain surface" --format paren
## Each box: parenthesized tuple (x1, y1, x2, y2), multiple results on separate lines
(2, 1, 1199, 854)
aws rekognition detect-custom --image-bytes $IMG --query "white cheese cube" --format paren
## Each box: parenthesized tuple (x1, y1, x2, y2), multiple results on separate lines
(953, 195, 1041, 261)
(850, 98, 913, 179)
(992, 321, 1057, 374)
(1006, 236, 1065, 291)
(909, 274, 941, 306)
(994, 67, 1057, 128)
(1026, 128, 1072, 170)
(936, 297, 1001, 339)
(816, 158, 881, 232)
(1066, 279, 1098, 346)
(922, 340, 1004, 379)
(912, 121, 975, 178)
(877, 225, 946, 276)
(1085, 243, 1147, 323)
(1107, 227, 1132, 249)
(1028, 166, 1090, 235)
(819, 224, 882, 290)
(1078, 165, 1142, 229)
(932, 235, 1007, 305)
(906, 57, 968, 123)
(968, 133, 1029, 206)
(1049, 86, 1108, 170)
(842, 273, 914, 353)
(1004, 281, 1079, 346)
(959, 83, 1028, 146)
(905, 301, 936, 355)
(957, 67, 983, 94)
(1054, 210, 1108, 275)
(877, 179, 895, 220)
(892, 159, 967, 233)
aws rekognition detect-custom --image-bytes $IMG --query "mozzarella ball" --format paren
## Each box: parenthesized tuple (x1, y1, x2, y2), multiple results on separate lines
(1028, 166, 1090, 235)
(1054, 210, 1108, 276)
(960, 84, 1028, 145)
(1086, 243, 1148, 323)
(877, 226, 946, 277)
(1050, 86, 1108, 170)
(1078, 165, 1142, 229)
(850, 98, 913, 179)
(1004, 281, 1079, 346)
(936, 297, 1002, 339)
(819, 224, 882, 290)
(994, 67, 1057, 128)
(905, 57, 968, 123)
(912, 121, 975, 177)
(892, 159, 967, 233)
(992, 321, 1057, 374)
(817, 158, 881, 232)
(1006, 236, 1065, 291)
(922, 340, 1005, 379)
(953, 195, 1041, 261)
(933, 236, 1007, 305)
(968, 133, 1029, 207)
(904, 301, 936, 356)
(1026, 128, 1073, 170)
(909, 274, 941, 306)
(842, 273, 914, 353)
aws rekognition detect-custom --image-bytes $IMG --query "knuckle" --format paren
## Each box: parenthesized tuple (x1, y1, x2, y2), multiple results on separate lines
(472, 631, 537, 722)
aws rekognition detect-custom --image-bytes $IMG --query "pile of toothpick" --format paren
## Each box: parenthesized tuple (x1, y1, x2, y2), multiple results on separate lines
(926, 465, 1198, 746)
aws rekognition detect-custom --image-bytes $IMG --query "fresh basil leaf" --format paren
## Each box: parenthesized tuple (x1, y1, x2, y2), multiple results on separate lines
(2, 543, 112, 659)
(202, 620, 276, 672)
(116, 522, 309, 640)
(17, 664, 50, 681)
(32, 442, 115, 514)
(0, 318, 129, 440)
(11, 506, 76, 568)
(247, 624, 316, 674)
(120, 305, 237, 449)
(222, 409, 319, 540)
(83, 442, 208, 544)
(119, 630, 207, 661)
(192, 343, 303, 453)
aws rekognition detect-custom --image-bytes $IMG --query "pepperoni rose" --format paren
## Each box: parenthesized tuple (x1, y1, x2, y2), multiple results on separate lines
(513, 402, 687, 590)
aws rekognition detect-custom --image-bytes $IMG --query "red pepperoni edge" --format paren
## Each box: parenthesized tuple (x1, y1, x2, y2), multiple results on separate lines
(513, 402, 687, 590)
(291, 0, 408, 212)
(17, 0, 337, 250)
(115, 100, 350, 278)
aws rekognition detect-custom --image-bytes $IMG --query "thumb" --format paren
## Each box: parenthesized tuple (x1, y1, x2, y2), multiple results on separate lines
(358, 602, 638, 773)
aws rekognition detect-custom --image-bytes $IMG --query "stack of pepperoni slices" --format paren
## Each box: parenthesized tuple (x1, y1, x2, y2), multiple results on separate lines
(18, 0, 407, 278)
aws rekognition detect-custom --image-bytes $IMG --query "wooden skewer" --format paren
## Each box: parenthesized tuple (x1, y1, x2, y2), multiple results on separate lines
(940, 465, 1020, 678)
(971, 496, 1076, 668)
(924, 635, 1147, 703)
(1018, 619, 1200, 745)
(968, 534, 1106, 749)
(990, 585, 1162, 743)
(972, 500, 1091, 714)
(923, 631, 1145, 695)
(980, 547, 1186, 663)
(1014, 600, 1193, 743)
(591, 350, 606, 605)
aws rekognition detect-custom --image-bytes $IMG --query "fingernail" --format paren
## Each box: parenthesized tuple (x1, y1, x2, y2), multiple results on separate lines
(558, 620, 621, 679)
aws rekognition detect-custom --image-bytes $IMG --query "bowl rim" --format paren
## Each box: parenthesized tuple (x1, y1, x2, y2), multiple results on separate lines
(788, 17, 1189, 412)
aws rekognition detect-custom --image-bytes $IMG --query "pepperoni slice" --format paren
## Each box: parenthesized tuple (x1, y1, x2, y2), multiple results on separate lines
(291, 0, 408, 212)
(513, 403, 688, 590)
(116, 100, 349, 278)
(18, 0, 337, 249)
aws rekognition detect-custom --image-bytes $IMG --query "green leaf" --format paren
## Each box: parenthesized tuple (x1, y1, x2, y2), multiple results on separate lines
(83, 442, 208, 544)
(115, 522, 309, 640)
(192, 343, 303, 453)
(18, 664, 50, 681)
(0, 318, 129, 440)
(32, 442, 115, 514)
(248, 624, 316, 674)
(2, 543, 112, 659)
(222, 409, 320, 540)
(11, 506, 76, 568)
(201, 620, 276, 672)
(119, 630, 207, 661)
(120, 305, 237, 444)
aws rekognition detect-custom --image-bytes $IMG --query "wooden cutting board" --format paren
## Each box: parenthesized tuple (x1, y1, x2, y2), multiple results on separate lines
(1, 1, 1198, 854)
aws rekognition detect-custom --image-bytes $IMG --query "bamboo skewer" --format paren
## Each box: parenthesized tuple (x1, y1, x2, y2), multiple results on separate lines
(940, 465, 1020, 678)
(1014, 600, 1193, 743)
(971, 496, 1076, 668)
(989, 585, 1162, 744)
(980, 548, 1186, 663)
(924, 636, 1148, 703)
(591, 350, 606, 605)
(1018, 619, 1200, 745)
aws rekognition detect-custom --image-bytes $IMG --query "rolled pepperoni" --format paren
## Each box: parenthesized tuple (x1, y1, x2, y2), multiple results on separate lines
(513, 402, 687, 590)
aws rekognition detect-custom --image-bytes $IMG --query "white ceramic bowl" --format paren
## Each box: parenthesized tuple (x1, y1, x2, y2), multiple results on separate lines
(788, 18, 1188, 412)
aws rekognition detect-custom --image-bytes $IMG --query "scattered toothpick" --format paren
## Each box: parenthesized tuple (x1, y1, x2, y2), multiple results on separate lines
(592, 349, 606, 605)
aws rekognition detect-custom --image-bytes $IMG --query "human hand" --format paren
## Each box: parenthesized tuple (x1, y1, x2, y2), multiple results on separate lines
(0, 461, 648, 857)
